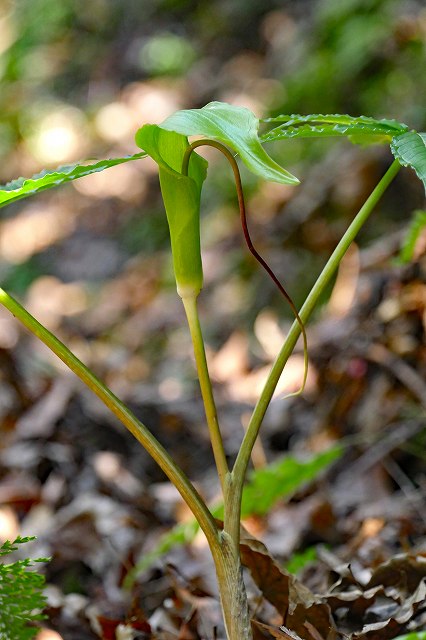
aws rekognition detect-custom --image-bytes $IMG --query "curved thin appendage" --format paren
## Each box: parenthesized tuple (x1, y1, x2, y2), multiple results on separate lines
(182, 139, 308, 397)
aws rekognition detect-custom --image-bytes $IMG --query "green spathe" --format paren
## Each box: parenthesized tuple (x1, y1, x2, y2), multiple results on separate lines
(135, 125, 207, 298)
(160, 101, 300, 185)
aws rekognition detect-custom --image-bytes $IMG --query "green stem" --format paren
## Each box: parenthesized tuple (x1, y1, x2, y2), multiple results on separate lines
(0, 287, 220, 552)
(182, 294, 229, 492)
(233, 158, 401, 487)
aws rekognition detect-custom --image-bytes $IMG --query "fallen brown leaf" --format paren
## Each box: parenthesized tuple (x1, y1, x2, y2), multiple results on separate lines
(240, 529, 336, 639)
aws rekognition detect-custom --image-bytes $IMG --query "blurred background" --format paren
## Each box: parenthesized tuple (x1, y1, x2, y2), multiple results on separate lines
(0, 0, 425, 637)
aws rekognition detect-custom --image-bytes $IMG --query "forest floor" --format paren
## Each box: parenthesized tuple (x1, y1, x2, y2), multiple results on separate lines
(0, 180, 425, 639)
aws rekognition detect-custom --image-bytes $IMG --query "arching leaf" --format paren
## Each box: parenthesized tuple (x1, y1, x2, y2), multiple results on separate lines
(159, 101, 300, 185)
(391, 131, 426, 193)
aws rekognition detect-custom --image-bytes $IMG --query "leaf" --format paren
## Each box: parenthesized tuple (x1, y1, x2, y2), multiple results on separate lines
(261, 114, 408, 145)
(135, 124, 207, 296)
(241, 445, 342, 517)
(285, 547, 318, 575)
(397, 209, 426, 263)
(159, 101, 300, 185)
(366, 553, 426, 593)
(262, 113, 408, 131)
(0, 153, 146, 210)
(391, 131, 426, 193)
(393, 634, 426, 640)
(240, 530, 335, 639)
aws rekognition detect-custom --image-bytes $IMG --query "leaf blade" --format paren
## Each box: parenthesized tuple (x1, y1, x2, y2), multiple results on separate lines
(159, 101, 300, 185)
(261, 113, 409, 146)
(241, 445, 342, 517)
(390, 131, 426, 193)
(262, 112, 408, 131)
(0, 153, 146, 210)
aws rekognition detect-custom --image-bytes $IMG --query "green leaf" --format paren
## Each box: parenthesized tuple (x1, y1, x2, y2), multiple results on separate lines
(393, 634, 426, 640)
(398, 209, 426, 264)
(0, 153, 146, 210)
(285, 546, 318, 575)
(391, 131, 426, 193)
(261, 113, 408, 145)
(158, 101, 299, 185)
(262, 113, 408, 131)
(135, 124, 207, 297)
(240, 444, 342, 517)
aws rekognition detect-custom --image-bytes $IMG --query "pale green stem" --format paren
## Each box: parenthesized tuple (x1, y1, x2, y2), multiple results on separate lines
(0, 287, 220, 552)
(233, 158, 401, 494)
(181, 294, 229, 493)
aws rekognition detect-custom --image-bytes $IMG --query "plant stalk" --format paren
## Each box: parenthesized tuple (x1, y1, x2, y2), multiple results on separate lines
(233, 158, 401, 488)
(214, 530, 252, 640)
(181, 294, 229, 492)
(0, 288, 220, 553)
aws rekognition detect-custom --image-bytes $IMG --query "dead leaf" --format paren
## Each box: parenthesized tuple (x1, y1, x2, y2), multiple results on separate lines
(366, 553, 426, 593)
(240, 530, 336, 639)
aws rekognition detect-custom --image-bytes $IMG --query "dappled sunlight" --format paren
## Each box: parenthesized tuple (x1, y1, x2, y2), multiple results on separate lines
(94, 101, 135, 143)
(0, 505, 19, 542)
(254, 309, 287, 360)
(26, 276, 88, 330)
(207, 314, 317, 404)
(123, 80, 184, 125)
(327, 243, 360, 317)
(224, 353, 317, 403)
(92, 451, 121, 482)
(158, 376, 185, 401)
(0, 12, 16, 57)
(249, 180, 295, 223)
(28, 106, 88, 165)
(0, 202, 76, 263)
(210, 331, 249, 383)
(36, 630, 64, 640)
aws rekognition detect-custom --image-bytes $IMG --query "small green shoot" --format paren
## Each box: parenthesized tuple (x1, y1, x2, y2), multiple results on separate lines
(285, 546, 318, 575)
